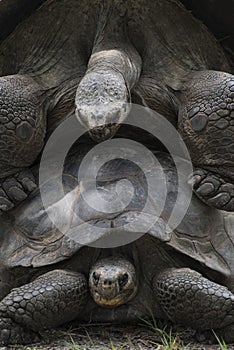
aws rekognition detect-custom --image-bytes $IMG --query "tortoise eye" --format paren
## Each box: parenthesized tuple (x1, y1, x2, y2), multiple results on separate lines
(118, 273, 128, 289)
(92, 272, 100, 285)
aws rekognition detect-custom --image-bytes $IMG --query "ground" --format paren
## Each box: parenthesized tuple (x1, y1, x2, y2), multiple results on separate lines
(1, 322, 233, 350)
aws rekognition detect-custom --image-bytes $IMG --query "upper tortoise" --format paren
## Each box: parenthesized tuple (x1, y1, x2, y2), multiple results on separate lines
(0, 0, 234, 211)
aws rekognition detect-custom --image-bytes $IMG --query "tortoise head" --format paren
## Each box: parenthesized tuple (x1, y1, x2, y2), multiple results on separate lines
(75, 70, 131, 142)
(89, 257, 137, 307)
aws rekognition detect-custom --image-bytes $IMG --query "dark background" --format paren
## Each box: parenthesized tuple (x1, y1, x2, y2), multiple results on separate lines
(181, 0, 234, 57)
(0, 0, 44, 41)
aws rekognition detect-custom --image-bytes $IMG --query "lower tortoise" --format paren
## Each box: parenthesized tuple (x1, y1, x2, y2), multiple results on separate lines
(0, 146, 234, 345)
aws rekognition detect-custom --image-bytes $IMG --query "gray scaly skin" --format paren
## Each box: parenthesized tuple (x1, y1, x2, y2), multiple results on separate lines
(155, 268, 234, 334)
(0, 75, 45, 211)
(0, 270, 88, 344)
(178, 71, 234, 211)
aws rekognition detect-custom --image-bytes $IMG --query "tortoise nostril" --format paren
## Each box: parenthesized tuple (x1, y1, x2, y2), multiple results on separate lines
(103, 279, 112, 286)
(92, 272, 100, 286)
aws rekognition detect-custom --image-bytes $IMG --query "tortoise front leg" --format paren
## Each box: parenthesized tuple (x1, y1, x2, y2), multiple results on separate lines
(0, 269, 88, 345)
(153, 268, 234, 343)
(0, 74, 46, 212)
(178, 70, 234, 211)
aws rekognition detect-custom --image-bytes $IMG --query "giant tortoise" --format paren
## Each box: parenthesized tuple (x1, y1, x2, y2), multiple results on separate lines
(0, 144, 234, 345)
(0, 0, 234, 213)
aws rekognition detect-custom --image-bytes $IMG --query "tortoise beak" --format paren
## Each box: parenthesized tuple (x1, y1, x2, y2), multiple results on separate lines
(88, 124, 120, 142)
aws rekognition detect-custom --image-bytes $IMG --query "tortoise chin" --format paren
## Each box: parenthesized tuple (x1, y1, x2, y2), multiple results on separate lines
(91, 294, 135, 308)
(88, 123, 120, 143)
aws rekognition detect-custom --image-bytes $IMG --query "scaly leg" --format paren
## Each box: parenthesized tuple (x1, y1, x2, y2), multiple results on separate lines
(178, 70, 234, 211)
(154, 268, 234, 343)
(0, 269, 87, 345)
(0, 74, 46, 211)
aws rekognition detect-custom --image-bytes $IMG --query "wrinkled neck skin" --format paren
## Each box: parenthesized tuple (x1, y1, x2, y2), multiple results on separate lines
(90, 1, 142, 91)
(75, 2, 142, 142)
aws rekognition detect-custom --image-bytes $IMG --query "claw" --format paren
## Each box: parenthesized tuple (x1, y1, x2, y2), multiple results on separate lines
(188, 174, 203, 188)
(0, 169, 37, 213)
(190, 168, 234, 211)
(0, 196, 14, 211)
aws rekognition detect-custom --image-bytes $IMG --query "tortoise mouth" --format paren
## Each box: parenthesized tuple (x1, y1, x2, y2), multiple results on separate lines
(92, 288, 137, 308)
(88, 123, 120, 142)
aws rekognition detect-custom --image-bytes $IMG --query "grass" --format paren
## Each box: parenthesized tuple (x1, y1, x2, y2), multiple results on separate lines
(66, 339, 85, 350)
(6, 318, 231, 350)
(110, 341, 129, 350)
(140, 316, 231, 350)
(213, 331, 229, 350)
(139, 313, 185, 350)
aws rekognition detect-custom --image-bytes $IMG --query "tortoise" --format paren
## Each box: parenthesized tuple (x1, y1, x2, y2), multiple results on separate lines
(0, 144, 234, 345)
(0, 0, 234, 213)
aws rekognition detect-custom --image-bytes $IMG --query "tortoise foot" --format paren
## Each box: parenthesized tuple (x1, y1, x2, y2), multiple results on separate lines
(0, 169, 37, 212)
(189, 168, 234, 211)
(0, 316, 40, 345)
